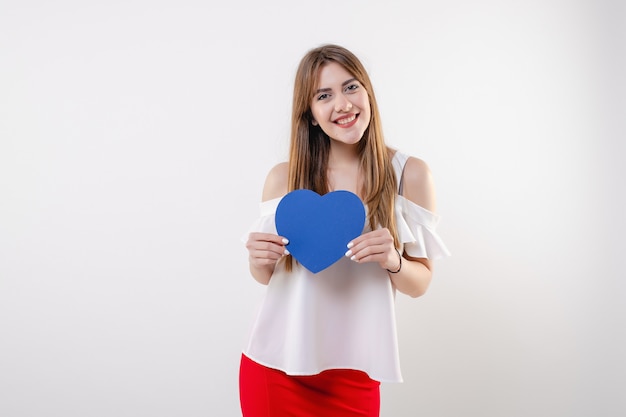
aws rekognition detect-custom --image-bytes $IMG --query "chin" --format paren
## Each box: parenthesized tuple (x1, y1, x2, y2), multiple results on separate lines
(331, 135, 362, 146)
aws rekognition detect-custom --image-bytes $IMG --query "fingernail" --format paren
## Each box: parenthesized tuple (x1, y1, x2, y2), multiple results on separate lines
(282, 238, 289, 244)
(350, 255, 356, 261)
(284, 249, 290, 255)
(345, 250, 352, 257)
(347, 242, 354, 249)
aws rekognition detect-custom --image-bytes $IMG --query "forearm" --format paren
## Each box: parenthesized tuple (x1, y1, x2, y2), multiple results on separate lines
(388, 256, 432, 298)
(249, 262, 275, 285)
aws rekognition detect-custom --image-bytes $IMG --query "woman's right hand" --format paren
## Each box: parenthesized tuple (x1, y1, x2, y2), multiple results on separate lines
(245, 232, 290, 269)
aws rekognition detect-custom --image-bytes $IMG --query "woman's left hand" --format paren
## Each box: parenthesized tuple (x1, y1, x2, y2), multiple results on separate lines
(345, 228, 401, 272)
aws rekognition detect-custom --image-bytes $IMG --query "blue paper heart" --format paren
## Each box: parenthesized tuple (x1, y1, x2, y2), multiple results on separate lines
(275, 189, 366, 273)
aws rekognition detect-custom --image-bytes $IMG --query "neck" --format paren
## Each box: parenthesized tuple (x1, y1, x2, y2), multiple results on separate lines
(327, 142, 361, 195)
(328, 141, 360, 169)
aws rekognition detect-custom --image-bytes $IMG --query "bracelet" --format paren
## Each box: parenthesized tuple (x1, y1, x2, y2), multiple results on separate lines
(386, 249, 402, 273)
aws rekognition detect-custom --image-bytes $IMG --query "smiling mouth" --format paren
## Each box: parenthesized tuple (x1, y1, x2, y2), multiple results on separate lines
(335, 114, 358, 126)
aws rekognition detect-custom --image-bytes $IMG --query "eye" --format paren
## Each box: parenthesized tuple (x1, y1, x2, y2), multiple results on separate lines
(345, 83, 359, 93)
(316, 93, 330, 101)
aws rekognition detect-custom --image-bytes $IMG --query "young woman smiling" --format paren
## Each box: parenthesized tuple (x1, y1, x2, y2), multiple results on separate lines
(240, 44, 450, 417)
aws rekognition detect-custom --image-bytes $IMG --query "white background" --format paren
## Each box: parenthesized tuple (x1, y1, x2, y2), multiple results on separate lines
(1, 1, 624, 416)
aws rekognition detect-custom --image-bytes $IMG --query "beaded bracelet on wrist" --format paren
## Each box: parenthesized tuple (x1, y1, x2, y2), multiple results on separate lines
(386, 248, 402, 274)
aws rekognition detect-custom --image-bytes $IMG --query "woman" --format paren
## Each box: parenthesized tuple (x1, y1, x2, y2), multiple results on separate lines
(240, 44, 450, 417)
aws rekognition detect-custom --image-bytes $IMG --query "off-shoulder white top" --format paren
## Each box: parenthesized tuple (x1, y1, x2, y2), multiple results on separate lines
(241, 151, 450, 382)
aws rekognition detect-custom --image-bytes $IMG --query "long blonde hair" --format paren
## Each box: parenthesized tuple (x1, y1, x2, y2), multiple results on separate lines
(286, 44, 399, 269)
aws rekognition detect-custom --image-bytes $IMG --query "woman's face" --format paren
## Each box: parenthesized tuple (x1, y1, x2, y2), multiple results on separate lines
(309, 62, 371, 146)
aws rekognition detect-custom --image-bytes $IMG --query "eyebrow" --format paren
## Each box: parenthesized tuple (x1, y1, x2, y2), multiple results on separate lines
(315, 78, 357, 95)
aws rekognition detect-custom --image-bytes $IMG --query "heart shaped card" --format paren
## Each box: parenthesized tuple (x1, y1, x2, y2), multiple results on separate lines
(275, 189, 366, 273)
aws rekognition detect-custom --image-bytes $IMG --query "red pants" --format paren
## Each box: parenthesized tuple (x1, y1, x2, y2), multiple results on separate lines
(239, 354, 380, 417)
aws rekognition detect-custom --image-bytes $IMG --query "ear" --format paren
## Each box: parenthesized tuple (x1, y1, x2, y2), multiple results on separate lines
(311, 119, 318, 126)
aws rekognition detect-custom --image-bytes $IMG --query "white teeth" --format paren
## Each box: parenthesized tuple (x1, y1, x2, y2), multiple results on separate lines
(336, 114, 356, 125)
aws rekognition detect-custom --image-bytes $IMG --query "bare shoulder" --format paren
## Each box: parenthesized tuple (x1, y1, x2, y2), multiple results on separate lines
(262, 162, 289, 201)
(401, 156, 437, 212)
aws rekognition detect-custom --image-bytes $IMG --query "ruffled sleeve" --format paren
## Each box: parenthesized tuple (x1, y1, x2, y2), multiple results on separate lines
(240, 197, 281, 243)
(395, 195, 451, 259)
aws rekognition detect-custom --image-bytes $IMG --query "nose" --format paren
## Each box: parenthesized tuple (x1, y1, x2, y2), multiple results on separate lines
(335, 94, 353, 112)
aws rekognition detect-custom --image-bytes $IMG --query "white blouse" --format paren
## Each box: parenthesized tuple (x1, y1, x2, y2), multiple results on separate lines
(241, 152, 450, 382)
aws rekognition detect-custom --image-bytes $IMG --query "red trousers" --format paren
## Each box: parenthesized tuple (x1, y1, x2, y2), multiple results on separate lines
(239, 354, 380, 417)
